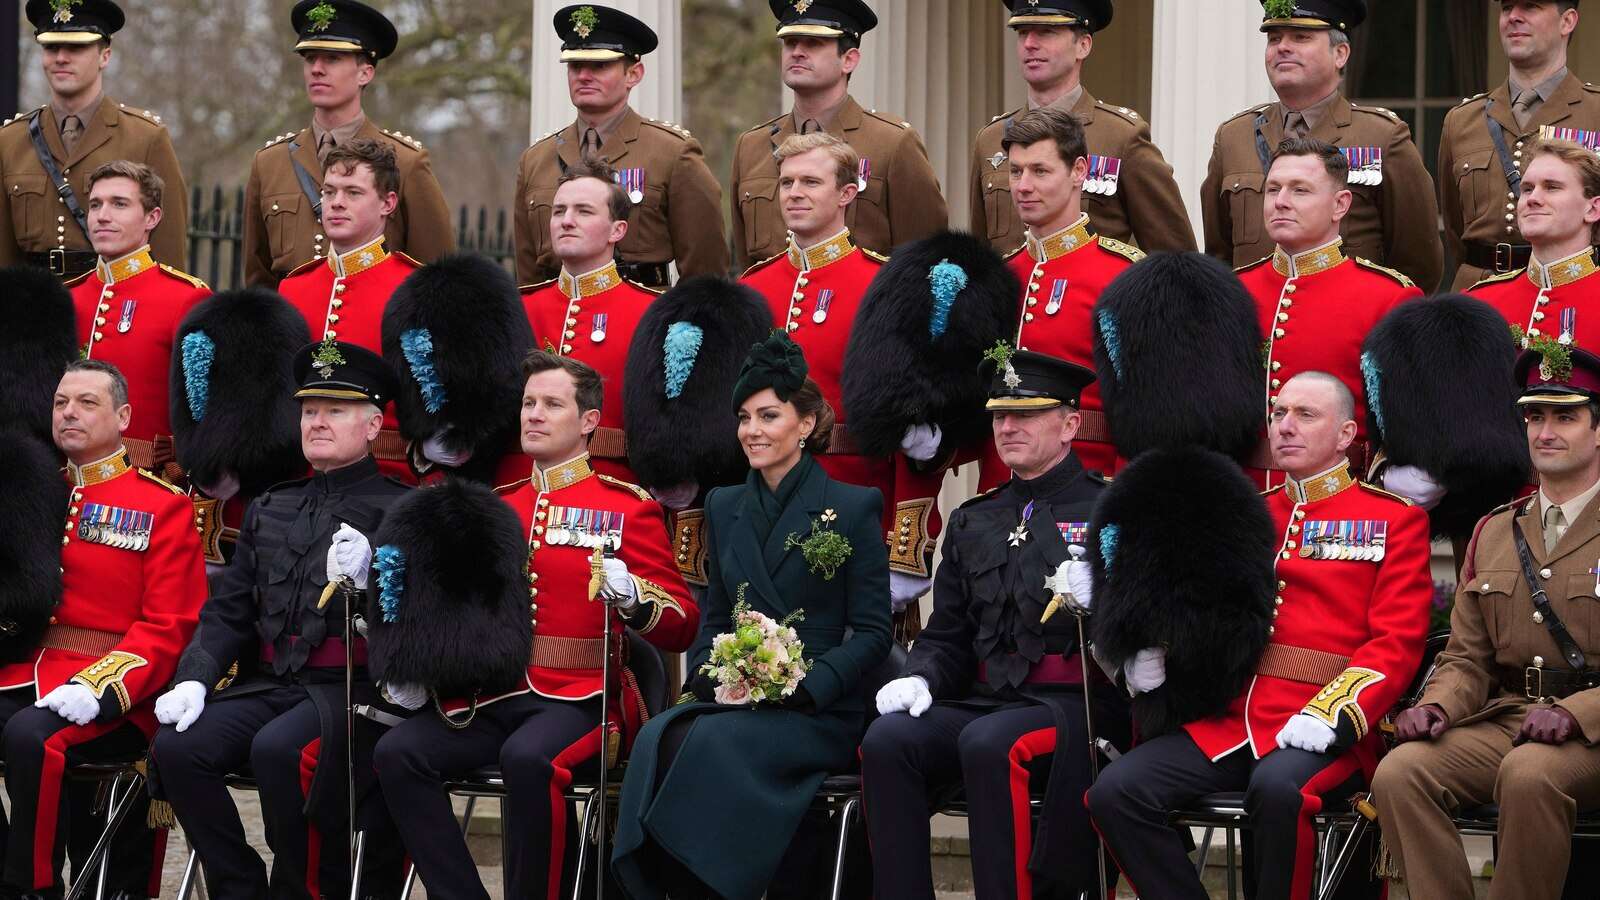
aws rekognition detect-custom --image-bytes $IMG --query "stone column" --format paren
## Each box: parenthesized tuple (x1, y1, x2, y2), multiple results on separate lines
(1150, 0, 1272, 241)
(528, 0, 685, 143)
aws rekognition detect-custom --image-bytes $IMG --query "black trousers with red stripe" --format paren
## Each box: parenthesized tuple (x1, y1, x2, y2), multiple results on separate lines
(1086, 731, 1364, 900)
(0, 687, 152, 894)
(151, 683, 403, 900)
(374, 692, 601, 900)
(861, 696, 1128, 900)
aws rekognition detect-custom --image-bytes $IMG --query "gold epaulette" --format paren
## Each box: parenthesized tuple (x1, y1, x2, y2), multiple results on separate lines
(138, 469, 185, 495)
(282, 256, 325, 280)
(1467, 268, 1525, 290)
(622, 277, 665, 296)
(597, 473, 651, 501)
(494, 476, 533, 495)
(860, 248, 889, 264)
(519, 277, 559, 294)
(739, 250, 788, 279)
(1353, 257, 1414, 288)
(1098, 236, 1145, 263)
(1001, 243, 1027, 262)
(159, 264, 209, 290)
(1357, 481, 1414, 506)
(1236, 254, 1273, 274)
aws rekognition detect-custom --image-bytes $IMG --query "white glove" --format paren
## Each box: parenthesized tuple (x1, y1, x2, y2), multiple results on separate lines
(648, 482, 699, 511)
(601, 557, 639, 610)
(1064, 544, 1093, 611)
(1381, 465, 1446, 510)
(198, 471, 240, 501)
(382, 681, 428, 711)
(1123, 647, 1167, 695)
(899, 424, 943, 462)
(889, 572, 932, 612)
(36, 683, 100, 726)
(875, 676, 933, 717)
(326, 523, 373, 590)
(420, 431, 473, 467)
(154, 681, 208, 732)
(1276, 713, 1337, 753)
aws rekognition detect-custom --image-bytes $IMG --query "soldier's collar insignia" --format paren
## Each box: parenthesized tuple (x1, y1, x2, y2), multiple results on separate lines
(311, 334, 346, 379)
(97, 246, 154, 285)
(536, 452, 595, 493)
(1528, 246, 1600, 291)
(1026, 214, 1095, 263)
(50, 0, 81, 23)
(1273, 237, 1345, 279)
(329, 236, 388, 278)
(787, 228, 855, 272)
(560, 260, 622, 299)
(66, 447, 132, 487)
(571, 6, 599, 39)
(1284, 459, 1355, 505)
(305, 0, 337, 32)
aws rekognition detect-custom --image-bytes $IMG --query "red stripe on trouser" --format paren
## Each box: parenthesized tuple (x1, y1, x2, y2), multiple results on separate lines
(33, 718, 124, 888)
(300, 737, 323, 898)
(1006, 727, 1057, 898)
(1288, 753, 1364, 900)
(1086, 793, 1138, 899)
(545, 725, 603, 900)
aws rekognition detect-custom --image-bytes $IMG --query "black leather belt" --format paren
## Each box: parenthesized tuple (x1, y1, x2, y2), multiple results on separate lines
(25, 249, 97, 279)
(616, 261, 671, 288)
(1463, 241, 1532, 273)
(1524, 666, 1600, 702)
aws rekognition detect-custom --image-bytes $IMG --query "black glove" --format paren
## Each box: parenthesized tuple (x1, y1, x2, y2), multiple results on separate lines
(774, 686, 815, 713)
(687, 674, 717, 704)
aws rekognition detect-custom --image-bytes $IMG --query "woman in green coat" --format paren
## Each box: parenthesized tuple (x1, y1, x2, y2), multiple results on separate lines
(611, 333, 892, 900)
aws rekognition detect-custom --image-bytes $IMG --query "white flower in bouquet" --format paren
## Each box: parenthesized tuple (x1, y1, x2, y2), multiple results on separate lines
(700, 583, 811, 706)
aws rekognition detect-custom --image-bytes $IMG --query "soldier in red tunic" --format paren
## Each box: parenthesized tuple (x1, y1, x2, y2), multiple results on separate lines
(986, 106, 1144, 488)
(1234, 138, 1421, 492)
(68, 160, 210, 479)
(277, 137, 420, 482)
(1471, 139, 1600, 350)
(1088, 371, 1432, 900)
(520, 159, 661, 486)
(0, 359, 206, 896)
(739, 131, 947, 614)
(374, 351, 697, 900)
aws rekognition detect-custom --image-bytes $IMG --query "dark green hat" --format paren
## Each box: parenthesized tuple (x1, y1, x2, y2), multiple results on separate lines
(1259, 0, 1365, 32)
(984, 346, 1095, 411)
(292, 0, 399, 60)
(555, 5, 658, 62)
(732, 331, 809, 409)
(27, 0, 123, 44)
(768, 0, 878, 40)
(999, 0, 1113, 32)
(293, 337, 398, 405)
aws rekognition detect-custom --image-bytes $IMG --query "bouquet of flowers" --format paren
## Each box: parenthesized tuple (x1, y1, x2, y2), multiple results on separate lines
(699, 584, 810, 705)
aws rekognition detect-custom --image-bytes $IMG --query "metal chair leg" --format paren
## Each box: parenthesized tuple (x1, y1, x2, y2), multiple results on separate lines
(1194, 826, 1215, 877)
(347, 830, 366, 900)
(66, 771, 145, 900)
(176, 838, 202, 900)
(829, 797, 859, 900)
(1224, 826, 1238, 900)
(572, 789, 603, 900)
(1315, 817, 1368, 900)
(401, 794, 478, 899)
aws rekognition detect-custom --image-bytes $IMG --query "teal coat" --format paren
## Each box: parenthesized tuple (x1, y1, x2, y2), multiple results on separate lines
(611, 458, 892, 900)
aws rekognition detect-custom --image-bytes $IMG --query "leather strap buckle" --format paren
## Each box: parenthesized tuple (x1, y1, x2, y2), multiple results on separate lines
(49, 247, 66, 276)
(1495, 242, 1516, 273)
(1526, 666, 1550, 703)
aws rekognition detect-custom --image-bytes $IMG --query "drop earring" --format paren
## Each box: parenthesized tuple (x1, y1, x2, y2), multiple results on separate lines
(799, 437, 808, 449)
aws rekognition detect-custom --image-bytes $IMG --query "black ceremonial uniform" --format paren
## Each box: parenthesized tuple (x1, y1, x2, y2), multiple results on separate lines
(860, 352, 1129, 900)
(149, 344, 411, 900)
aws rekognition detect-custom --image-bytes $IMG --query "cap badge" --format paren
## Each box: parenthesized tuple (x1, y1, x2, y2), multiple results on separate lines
(570, 5, 599, 39)
(984, 340, 1022, 390)
(312, 334, 346, 380)
(306, 1, 337, 32)
(793, 0, 813, 13)
(50, 0, 80, 24)
(1516, 326, 1574, 382)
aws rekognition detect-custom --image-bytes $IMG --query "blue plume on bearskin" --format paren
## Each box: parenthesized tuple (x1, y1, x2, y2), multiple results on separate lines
(1090, 446, 1276, 739)
(1092, 253, 1263, 463)
(624, 276, 773, 492)
(841, 231, 1020, 457)
(1361, 294, 1528, 536)
(0, 430, 66, 664)
(169, 287, 310, 496)
(382, 253, 532, 483)
(0, 265, 76, 443)
(365, 478, 531, 697)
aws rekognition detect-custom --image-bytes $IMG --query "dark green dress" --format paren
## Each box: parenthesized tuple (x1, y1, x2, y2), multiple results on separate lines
(611, 454, 891, 900)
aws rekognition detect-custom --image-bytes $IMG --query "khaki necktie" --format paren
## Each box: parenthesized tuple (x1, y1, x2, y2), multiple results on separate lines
(800, 118, 823, 135)
(1513, 89, 1540, 130)
(581, 127, 601, 160)
(1284, 111, 1308, 140)
(317, 132, 337, 164)
(60, 114, 83, 155)
(1546, 504, 1568, 553)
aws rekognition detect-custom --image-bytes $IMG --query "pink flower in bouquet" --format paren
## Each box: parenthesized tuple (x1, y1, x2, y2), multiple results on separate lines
(716, 680, 752, 705)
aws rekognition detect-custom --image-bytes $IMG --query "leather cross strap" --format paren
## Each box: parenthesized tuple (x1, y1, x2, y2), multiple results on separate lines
(286, 141, 325, 221)
(1511, 517, 1588, 671)
(1484, 100, 1524, 200)
(25, 111, 89, 244)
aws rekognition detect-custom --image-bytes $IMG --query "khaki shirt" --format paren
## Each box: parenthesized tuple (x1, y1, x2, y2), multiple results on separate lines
(513, 106, 727, 286)
(730, 94, 947, 270)
(1421, 490, 1600, 743)
(1438, 73, 1600, 291)
(242, 119, 454, 287)
(0, 97, 188, 269)
(1201, 92, 1443, 292)
(969, 87, 1194, 254)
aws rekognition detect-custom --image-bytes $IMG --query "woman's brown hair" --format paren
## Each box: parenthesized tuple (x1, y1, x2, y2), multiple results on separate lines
(787, 378, 836, 454)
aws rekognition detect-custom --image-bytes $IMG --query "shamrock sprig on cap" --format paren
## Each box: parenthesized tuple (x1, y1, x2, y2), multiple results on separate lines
(306, 1, 337, 32)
